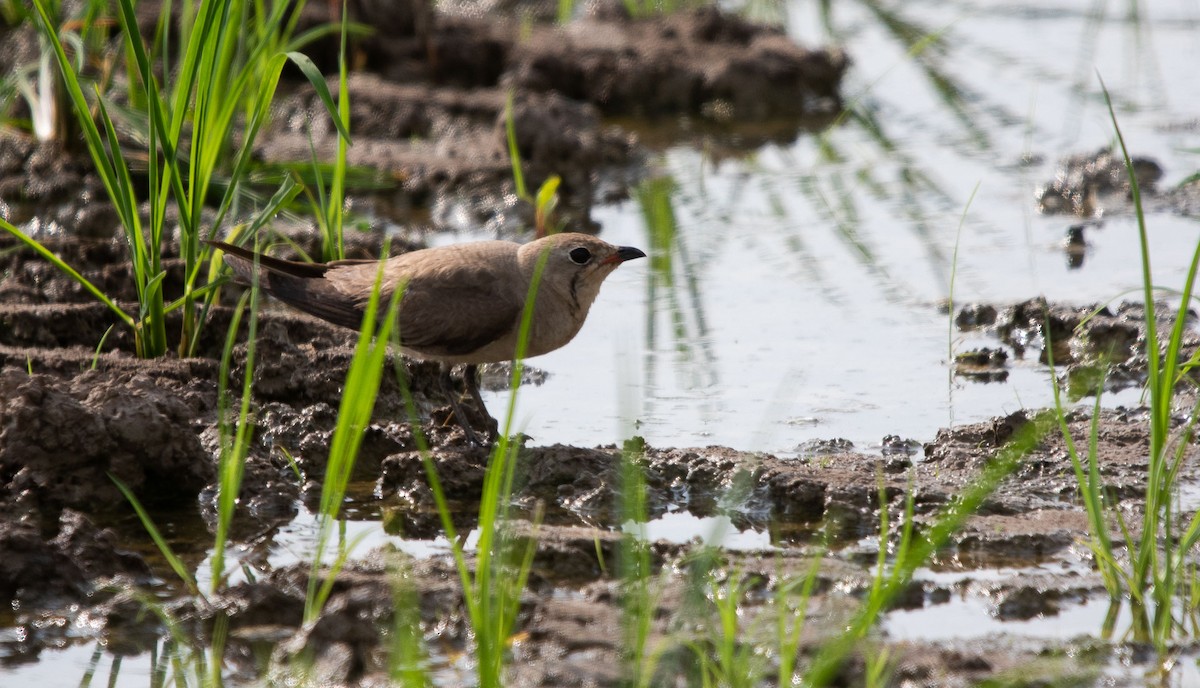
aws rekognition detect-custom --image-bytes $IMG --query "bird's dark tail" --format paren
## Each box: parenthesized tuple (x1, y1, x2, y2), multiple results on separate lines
(205, 240, 367, 331)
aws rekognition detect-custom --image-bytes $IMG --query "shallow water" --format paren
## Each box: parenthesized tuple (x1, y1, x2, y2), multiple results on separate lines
(239, 0, 1200, 669)
(484, 0, 1200, 454)
(9, 0, 1200, 684)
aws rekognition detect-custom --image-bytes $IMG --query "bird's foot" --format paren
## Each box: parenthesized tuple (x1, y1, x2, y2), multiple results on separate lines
(438, 403, 501, 447)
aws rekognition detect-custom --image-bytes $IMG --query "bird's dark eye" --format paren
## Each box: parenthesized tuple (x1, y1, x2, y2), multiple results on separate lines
(569, 247, 592, 265)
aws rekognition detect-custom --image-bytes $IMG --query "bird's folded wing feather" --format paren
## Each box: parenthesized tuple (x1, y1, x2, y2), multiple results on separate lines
(328, 259, 524, 357)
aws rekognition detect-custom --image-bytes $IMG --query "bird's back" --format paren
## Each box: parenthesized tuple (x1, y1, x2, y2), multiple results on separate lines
(326, 241, 530, 362)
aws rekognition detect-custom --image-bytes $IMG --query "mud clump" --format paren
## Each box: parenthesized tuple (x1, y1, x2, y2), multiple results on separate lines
(955, 297, 1200, 397)
(954, 347, 1008, 382)
(508, 7, 847, 121)
(1035, 147, 1164, 217)
(0, 369, 215, 520)
(0, 509, 151, 611)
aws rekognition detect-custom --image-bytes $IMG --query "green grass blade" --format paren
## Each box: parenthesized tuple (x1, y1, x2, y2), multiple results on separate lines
(111, 475, 198, 596)
(305, 254, 402, 622)
(505, 91, 528, 202)
(286, 51, 353, 142)
(0, 219, 134, 328)
(210, 279, 259, 593)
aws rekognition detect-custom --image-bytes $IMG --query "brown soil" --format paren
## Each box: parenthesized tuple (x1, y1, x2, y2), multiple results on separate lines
(0, 0, 1184, 685)
(956, 296, 1200, 400)
(0, 281, 1174, 686)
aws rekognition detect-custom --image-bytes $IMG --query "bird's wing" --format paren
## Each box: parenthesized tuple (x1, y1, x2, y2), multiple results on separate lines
(329, 257, 524, 357)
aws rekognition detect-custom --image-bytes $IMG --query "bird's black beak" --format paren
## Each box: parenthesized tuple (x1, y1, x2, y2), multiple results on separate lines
(609, 244, 648, 264)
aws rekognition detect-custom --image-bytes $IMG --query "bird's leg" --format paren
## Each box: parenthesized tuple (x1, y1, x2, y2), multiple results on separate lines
(440, 363, 481, 446)
(463, 364, 499, 441)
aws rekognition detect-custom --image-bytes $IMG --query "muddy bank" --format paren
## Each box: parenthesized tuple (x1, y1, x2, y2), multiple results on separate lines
(34, 409, 1162, 684)
(0, 222, 1186, 684)
(259, 2, 848, 231)
(954, 297, 1200, 401)
(1034, 147, 1200, 222)
(0, 333, 1165, 686)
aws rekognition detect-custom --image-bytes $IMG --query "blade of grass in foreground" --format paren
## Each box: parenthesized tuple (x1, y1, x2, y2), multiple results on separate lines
(0, 218, 134, 329)
(210, 276, 261, 594)
(803, 412, 1051, 685)
(465, 245, 552, 688)
(388, 245, 554, 688)
(304, 249, 403, 623)
(110, 476, 198, 597)
(1056, 77, 1200, 655)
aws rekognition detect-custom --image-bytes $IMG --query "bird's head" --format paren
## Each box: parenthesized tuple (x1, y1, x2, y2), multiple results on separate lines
(519, 232, 646, 310)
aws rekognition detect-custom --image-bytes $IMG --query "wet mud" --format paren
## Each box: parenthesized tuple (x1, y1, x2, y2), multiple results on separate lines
(0, 284, 1179, 685)
(0, 0, 1187, 683)
(263, 0, 847, 232)
(957, 296, 1200, 400)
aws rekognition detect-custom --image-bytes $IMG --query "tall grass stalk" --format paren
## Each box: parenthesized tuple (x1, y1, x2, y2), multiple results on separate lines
(616, 438, 661, 687)
(1047, 80, 1200, 654)
(92, 250, 267, 686)
(504, 92, 529, 202)
(308, 0, 351, 262)
(305, 253, 404, 622)
(1049, 358, 1123, 614)
(389, 247, 554, 687)
(504, 92, 562, 236)
(775, 554, 823, 687)
(110, 475, 199, 597)
(387, 561, 431, 687)
(209, 271, 261, 594)
(707, 569, 766, 688)
(803, 413, 1050, 684)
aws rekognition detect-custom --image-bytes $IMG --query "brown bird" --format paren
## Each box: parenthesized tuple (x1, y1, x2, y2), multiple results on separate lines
(207, 233, 646, 444)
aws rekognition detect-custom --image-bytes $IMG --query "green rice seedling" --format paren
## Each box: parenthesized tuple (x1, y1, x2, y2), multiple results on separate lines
(617, 438, 665, 688)
(1, 217, 135, 332)
(111, 475, 199, 598)
(556, 0, 577, 24)
(88, 324, 115, 370)
(303, 0, 352, 263)
(11, 0, 347, 358)
(803, 414, 1051, 685)
(946, 183, 979, 389)
(774, 554, 823, 687)
(449, 247, 550, 686)
(621, 0, 705, 19)
(387, 247, 554, 688)
(387, 560, 433, 688)
(107, 246, 260, 597)
(1049, 361, 1123, 621)
(305, 252, 404, 622)
(209, 278, 261, 594)
(1045, 81, 1200, 658)
(504, 91, 563, 236)
(706, 569, 768, 688)
(629, 507, 826, 687)
(505, 91, 529, 203)
(863, 647, 893, 688)
(98, 262, 264, 685)
(535, 175, 562, 236)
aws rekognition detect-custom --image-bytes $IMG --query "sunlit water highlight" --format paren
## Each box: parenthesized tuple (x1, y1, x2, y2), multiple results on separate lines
(480, 0, 1200, 455)
(10, 0, 1200, 683)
